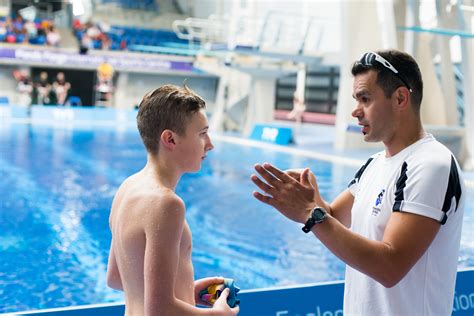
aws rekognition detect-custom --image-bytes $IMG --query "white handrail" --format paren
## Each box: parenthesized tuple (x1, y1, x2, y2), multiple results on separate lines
(172, 12, 330, 55)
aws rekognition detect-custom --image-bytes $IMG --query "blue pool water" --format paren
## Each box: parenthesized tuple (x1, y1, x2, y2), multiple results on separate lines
(0, 122, 473, 313)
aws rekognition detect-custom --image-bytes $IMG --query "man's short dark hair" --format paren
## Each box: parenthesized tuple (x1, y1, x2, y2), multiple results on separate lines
(351, 49, 423, 111)
(137, 84, 206, 154)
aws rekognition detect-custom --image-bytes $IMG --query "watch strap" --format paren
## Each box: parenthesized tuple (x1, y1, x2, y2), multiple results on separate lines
(302, 217, 315, 233)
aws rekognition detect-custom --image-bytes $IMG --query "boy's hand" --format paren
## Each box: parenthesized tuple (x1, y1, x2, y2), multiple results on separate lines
(213, 288, 240, 315)
(194, 276, 224, 306)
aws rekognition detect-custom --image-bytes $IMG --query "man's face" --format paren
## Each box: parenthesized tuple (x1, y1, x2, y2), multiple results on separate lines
(175, 109, 214, 173)
(351, 70, 396, 143)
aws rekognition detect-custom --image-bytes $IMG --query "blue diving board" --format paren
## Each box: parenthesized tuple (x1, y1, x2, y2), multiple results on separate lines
(399, 26, 474, 38)
(127, 44, 201, 56)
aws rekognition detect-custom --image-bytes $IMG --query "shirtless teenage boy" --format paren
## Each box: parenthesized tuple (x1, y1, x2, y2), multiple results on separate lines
(107, 84, 239, 316)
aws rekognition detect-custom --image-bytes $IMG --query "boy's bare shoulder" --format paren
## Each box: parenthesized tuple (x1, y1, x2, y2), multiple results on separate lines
(133, 188, 186, 235)
(111, 172, 186, 230)
(141, 188, 185, 213)
(126, 187, 185, 220)
(117, 172, 185, 211)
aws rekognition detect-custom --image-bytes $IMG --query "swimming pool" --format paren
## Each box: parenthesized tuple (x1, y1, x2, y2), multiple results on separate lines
(1, 122, 473, 313)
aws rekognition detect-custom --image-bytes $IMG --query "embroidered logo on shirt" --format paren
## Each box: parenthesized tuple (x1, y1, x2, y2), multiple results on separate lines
(372, 189, 385, 216)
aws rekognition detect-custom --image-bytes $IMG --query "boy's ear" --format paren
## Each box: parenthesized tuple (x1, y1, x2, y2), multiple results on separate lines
(160, 129, 176, 150)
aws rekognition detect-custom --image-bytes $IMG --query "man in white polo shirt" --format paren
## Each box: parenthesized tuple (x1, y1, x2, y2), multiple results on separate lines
(251, 49, 465, 315)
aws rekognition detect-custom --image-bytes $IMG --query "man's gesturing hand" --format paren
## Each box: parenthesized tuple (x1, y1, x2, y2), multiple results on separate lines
(251, 163, 316, 224)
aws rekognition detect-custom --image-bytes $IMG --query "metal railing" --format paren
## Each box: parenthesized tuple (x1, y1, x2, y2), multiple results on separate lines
(172, 11, 328, 55)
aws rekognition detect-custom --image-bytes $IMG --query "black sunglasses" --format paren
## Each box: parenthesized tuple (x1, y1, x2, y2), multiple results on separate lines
(356, 52, 413, 93)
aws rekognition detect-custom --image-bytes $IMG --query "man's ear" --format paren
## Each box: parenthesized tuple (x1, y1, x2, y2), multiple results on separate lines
(394, 87, 410, 111)
(160, 129, 176, 150)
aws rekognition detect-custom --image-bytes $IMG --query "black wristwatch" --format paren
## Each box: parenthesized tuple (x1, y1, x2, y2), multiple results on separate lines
(302, 207, 327, 233)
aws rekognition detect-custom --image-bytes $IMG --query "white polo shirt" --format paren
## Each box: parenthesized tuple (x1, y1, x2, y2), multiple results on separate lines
(344, 134, 465, 315)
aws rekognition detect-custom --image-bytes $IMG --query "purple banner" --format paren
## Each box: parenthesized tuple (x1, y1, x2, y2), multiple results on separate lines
(0, 47, 194, 72)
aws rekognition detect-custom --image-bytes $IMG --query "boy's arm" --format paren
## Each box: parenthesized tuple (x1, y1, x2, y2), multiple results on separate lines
(106, 239, 123, 291)
(143, 194, 237, 316)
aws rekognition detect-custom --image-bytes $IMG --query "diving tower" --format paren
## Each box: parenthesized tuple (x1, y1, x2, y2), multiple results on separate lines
(173, 11, 325, 135)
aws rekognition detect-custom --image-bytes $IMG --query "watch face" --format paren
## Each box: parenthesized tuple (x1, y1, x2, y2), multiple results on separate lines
(312, 207, 327, 223)
(302, 207, 326, 233)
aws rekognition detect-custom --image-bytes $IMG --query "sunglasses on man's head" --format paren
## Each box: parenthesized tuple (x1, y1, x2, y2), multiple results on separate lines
(356, 52, 413, 93)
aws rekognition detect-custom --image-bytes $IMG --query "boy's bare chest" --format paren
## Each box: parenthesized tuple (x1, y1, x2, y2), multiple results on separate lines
(180, 222, 193, 257)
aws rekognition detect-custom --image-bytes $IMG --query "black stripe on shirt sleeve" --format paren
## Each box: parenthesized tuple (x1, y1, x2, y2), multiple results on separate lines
(392, 161, 408, 212)
(440, 156, 463, 224)
(392, 157, 462, 225)
(348, 157, 374, 188)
